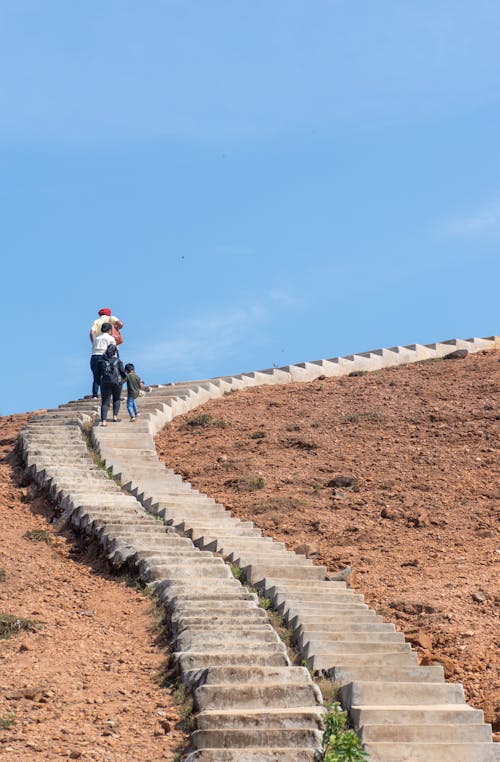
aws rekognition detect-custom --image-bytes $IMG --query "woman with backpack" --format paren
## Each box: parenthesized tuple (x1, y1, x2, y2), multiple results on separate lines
(99, 344, 127, 426)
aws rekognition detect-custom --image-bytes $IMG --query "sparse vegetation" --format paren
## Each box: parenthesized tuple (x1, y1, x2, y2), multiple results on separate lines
(252, 496, 303, 515)
(250, 430, 266, 439)
(184, 413, 228, 429)
(23, 529, 52, 544)
(348, 370, 368, 377)
(172, 683, 195, 733)
(317, 678, 342, 705)
(0, 568, 6, 583)
(0, 712, 15, 730)
(230, 564, 246, 582)
(322, 702, 368, 761)
(0, 614, 38, 639)
(224, 476, 265, 491)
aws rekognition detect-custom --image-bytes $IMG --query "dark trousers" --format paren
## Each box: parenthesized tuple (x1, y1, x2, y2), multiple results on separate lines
(90, 354, 103, 397)
(101, 383, 122, 421)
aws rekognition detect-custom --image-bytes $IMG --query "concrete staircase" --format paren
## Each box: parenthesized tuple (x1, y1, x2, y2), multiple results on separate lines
(19, 410, 324, 761)
(19, 336, 500, 761)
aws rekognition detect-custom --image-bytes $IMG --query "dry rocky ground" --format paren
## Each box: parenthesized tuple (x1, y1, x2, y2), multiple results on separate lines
(0, 414, 187, 761)
(156, 349, 500, 736)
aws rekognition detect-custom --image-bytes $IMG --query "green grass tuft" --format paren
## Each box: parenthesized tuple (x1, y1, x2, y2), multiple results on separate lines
(23, 529, 52, 544)
(0, 614, 38, 639)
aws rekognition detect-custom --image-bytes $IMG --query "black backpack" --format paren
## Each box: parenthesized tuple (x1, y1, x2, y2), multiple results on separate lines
(100, 356, 122, 386)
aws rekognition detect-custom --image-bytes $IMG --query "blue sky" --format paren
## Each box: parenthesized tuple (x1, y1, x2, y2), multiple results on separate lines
(1, 1, 499, 414)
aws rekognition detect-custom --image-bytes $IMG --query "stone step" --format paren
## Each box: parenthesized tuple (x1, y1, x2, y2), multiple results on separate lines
(362, 741, 500, 762)
(175, 651, 289, 673)
(295, 621, 396, 637)
(174, 613, 269, 631)
(185, 749, 321, 761)
(177, 630, 281, 651)
(195, 707, 325, 730)
(141, 563, 232, 582)
(306, 649, 418, 672)
(244, 565, 327, 585)
(328, 664, 445, 685)
(187, 525, 262, 540)
(351, 705, 485, 728)
(344, 680, 465, 706)
(292, 612, 383, 628)
(185, 666, 313, 688)
(190, 728, 323, 750)
(194, 683, 320, 711)
(299, 632, 406, 653)
(303, 641, 412, 658)
(360, 723, 494, 742)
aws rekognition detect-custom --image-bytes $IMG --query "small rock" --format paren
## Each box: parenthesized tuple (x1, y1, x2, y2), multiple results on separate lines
(405, 509, 429, 528)
(444, 349, 468, 360)
(326, 475, 359, 489)
(217, 454, 228, 463)
(69, 753, 82, 760)
(328, 567, 353, 586)
(294, 543, 320, 559)
(476, 529, 493, 538)
(332, 489, 347, 500)
(381, 506, 401, 520)
(406, 629, 433, 651)
(420, 651, 457, 678)
(472, 591, 486, 603)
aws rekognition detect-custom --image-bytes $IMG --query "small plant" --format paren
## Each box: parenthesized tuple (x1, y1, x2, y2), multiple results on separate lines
(23, 529, 52, 544)
(230, 564, 246, 582)
(0, 569, 6, 583)
(0, 712, 15, 730)
(0, 614, 38, 639)
(317, 678, 341, 705)
(225, 476, 265, 491)
(260, 596, 271, 610)
(184, 413, 228, 429)
(322, 702, 368, 761)
(250, 430, 266, 439)
(348, 370, 368, 377)
(186, 413, 212, 427)
(311, 421, 319, 428)
(172, 683, 195, 733)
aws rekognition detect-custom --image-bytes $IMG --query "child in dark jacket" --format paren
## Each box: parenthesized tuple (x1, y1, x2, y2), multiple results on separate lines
(124, 363, 144, 421)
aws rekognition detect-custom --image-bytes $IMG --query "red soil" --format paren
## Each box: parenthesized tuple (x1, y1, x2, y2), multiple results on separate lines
(0, 414, 187, 761)
(156, 349, 500, 735)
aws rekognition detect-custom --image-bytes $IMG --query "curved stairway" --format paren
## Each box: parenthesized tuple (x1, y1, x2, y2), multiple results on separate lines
(19, 336, 500, 761)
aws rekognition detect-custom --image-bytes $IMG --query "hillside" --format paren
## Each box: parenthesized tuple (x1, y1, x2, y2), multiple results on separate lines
(0, 414, 186, 760)
(156, 349, 500, 734)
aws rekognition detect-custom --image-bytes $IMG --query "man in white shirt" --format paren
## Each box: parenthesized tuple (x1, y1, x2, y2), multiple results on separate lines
(90, 323, 116, 398)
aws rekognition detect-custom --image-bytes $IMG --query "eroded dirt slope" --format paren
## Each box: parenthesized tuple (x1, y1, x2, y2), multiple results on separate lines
(0, 413, 186, 761)
(156, 349, 500, 733)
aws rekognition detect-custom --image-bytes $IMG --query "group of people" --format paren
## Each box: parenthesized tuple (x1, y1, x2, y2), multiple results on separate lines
(90, 308, 144, 426)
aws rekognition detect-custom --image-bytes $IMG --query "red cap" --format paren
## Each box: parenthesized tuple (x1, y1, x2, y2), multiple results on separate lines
(98, 308, 111, 316)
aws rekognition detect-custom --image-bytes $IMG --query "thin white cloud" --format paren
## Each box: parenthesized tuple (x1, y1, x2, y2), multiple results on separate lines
(133, 292, 301, 374)
(443, 198, 500, 237)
